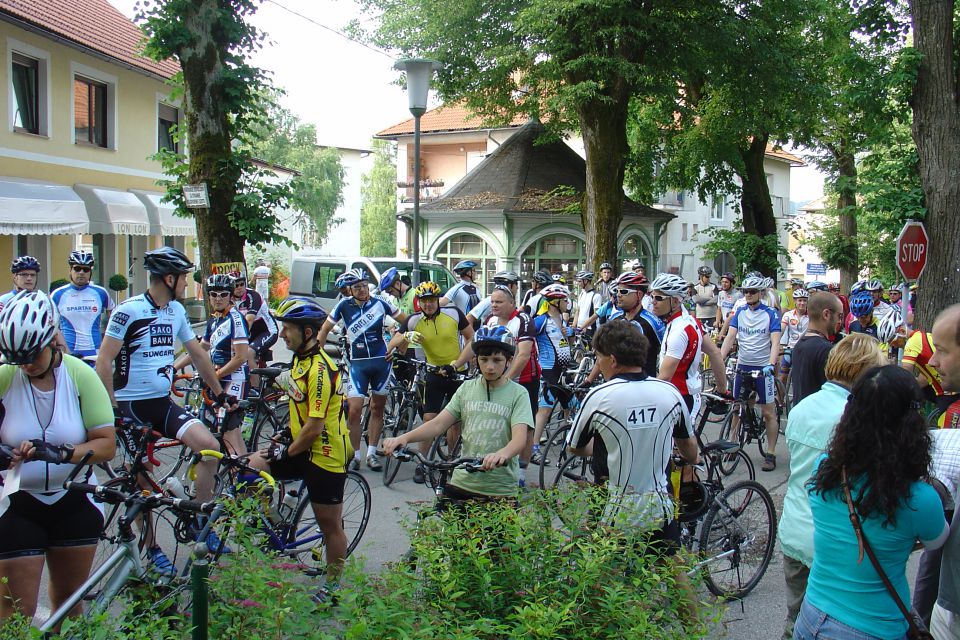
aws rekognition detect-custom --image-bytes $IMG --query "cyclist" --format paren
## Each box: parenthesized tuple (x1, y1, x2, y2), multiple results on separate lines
(440, 260, 481, 315)
(378, 267, 415, 316)
(388, 281, 473, 484)
(609, 272, 664, 376)
(865, 278, 894, 321)
(566, 320, 699, 620)
(95, 247, 233, 567)
(51, 251, 115, 360)
(0, 255, 41, 311)
(719, 274, 783, 471)
(252, 258, 271, 301)
(848, 291, 879, 339)
(779, 288, 809, 390)
(382, 326, 533, 502)
(467, 270, 519, 327)
(521, 270, 552, 315)
(596, 262, 615, 304)
(249, 296, 351, 604)
(0, 291, 116, 623)
(232, 269, 279, 378)
(530, 283, 573, 465)
(781, 278, 803, 313)
(649, 274, 727, 412)
(571, 270, 601, 336)
(901, 326, 959, 426)
(584, 274, 621, 332)
(715, 272, 740, 339)
(316, 268, 406, 471)
(174, 274, 249, 457)
(692, 266, 718, 330)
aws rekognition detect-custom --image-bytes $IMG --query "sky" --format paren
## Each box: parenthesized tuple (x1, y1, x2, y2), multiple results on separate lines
(107, 0, 825, 204)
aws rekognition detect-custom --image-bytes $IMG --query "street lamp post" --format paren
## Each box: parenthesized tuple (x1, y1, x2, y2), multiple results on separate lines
(394, 58, 440, 286)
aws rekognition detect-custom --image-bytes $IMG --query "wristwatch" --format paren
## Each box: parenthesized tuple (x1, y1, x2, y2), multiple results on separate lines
(60, 442, 75, 462)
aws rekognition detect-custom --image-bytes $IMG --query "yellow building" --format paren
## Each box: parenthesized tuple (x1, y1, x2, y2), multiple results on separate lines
(0, 0, 195, 295)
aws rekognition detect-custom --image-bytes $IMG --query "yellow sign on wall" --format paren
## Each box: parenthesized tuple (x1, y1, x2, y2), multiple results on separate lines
(210, 262, 246, 278)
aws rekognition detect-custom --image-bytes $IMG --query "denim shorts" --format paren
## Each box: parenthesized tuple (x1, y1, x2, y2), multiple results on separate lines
(794, 600, 907, 640)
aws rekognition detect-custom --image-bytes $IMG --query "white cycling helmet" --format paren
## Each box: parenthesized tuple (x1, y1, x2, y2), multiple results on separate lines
(762, 277, 775, 290)
(877, 310, 903, 344)
(738, 276, 767, 291)
(865, 279, 884, 292)
(541, 283, 571, 300)
(0, 290, 60, 364)
(649, 273, 689, 299)
(792, 288, 809, 299)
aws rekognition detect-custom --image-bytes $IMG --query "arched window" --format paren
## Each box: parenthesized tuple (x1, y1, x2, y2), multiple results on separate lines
(520, 233, 585, 284)
(435, 233, 496, 294)
(618, 234, 653, 274)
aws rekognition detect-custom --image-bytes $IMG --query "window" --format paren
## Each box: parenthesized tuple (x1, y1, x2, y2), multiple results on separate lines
(520, 233, 586, 285)
(74, 76, 108, 147)
(12, 53, 39, 134)
(711, 194, 726, 221)
(681, 223, 688, 242)
(618, 234, 652, 274)
(312, 263, 348, 298)
(158, 103, 179, 153)
(435, 233, 496, 294)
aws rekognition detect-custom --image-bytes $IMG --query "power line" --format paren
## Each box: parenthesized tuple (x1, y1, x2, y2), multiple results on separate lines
(263, 0, 395, 61)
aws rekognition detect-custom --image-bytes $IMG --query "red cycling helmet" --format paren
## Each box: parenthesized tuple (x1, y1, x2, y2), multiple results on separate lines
(618, 272, 648, 290)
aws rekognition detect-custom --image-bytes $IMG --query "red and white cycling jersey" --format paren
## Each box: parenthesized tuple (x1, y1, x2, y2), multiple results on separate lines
(658, 309, 703, 396)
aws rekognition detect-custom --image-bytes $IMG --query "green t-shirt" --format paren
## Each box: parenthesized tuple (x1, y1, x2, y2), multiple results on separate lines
(444, 377, 534, 497)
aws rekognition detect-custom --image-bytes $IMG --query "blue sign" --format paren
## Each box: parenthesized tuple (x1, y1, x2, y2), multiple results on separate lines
(806, 263, 827, 275)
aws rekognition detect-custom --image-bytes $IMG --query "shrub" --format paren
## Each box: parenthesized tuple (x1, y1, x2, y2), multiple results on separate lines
(49, 278, 69, 291)
(108, 274, 128, 292)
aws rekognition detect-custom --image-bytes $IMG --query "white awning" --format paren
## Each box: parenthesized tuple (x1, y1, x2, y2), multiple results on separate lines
(74, 184, 150, 236)
(129, 189, 196, 237)
(0, 177, 88, 235)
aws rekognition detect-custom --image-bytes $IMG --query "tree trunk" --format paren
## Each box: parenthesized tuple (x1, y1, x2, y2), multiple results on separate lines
(909, 0, 960, 328)
(738, 134, 779, 276)
(178, 0, 245, 275)
(836, 147, 858, 294)
(577, 90, 629, 273)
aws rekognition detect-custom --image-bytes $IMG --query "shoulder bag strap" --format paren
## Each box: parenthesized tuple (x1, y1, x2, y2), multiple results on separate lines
(841, 467, 923, 634)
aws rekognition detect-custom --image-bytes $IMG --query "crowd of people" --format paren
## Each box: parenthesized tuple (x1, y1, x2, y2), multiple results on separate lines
(0, 247, 958, 639)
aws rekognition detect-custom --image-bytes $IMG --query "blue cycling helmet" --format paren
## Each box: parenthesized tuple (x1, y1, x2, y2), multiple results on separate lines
(348, 267, 368, 283)
(850, 279, 867, 294)
(849, 291, 875, 317)
(473, 325, 516, 357)
(335, 272, 355, 289)
(11, 255, 40, 274)
(379, 267, 400, 291)
(453, 260, 478, 274)
(273, 296, 328, 326)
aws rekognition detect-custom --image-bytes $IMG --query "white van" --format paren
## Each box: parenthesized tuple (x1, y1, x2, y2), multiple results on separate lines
(289, 256, 457, 312)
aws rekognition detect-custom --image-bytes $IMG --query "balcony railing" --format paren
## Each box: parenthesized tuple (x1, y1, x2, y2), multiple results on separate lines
(397, 179, 445, 203)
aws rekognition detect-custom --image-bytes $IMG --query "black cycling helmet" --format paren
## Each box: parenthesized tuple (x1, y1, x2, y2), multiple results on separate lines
(599, 262, 613, 271)
(143, 247, 195, 276)
(720, 272, 736, 284)
(531, 271, 552, 286)
(697, 266, 713, 276)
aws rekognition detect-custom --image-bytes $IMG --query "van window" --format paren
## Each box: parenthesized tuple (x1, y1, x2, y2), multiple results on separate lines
(312, 264, 345, 298)
(372, 261, 456, 292)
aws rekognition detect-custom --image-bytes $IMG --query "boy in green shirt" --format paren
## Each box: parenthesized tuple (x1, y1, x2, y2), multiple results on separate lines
(382, 325, 532, 498)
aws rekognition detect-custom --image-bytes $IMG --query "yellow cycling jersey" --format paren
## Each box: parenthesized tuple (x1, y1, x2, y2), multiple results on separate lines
(282, 349, 352, 472)
(401, 306, 469, 366)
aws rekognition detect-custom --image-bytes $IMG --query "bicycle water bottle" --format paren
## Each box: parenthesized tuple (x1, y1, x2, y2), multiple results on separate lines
(164, 476, 189, 500)
(241, 411, 255, 439)
(279, 488, 298, 520)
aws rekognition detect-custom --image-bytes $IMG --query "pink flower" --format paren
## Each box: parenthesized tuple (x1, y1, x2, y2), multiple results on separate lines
(230, 599, 265, 609)
(266, 581, 283, 589)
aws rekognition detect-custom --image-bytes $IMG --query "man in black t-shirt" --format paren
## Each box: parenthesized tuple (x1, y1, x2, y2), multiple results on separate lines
(790, 293, 843, 406)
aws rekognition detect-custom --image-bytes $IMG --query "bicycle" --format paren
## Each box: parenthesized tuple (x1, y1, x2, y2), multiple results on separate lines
(717, 369, 780, 473)
(536, 383, 589, 488)
(39, 453, 223, 633)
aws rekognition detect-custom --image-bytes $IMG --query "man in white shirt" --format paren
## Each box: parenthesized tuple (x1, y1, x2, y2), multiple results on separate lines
(572, 271, 601, 335)
(252, 259, 271, 302)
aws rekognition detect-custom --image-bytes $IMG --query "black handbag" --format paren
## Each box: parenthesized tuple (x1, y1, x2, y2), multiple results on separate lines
(841, 468, 935, 640)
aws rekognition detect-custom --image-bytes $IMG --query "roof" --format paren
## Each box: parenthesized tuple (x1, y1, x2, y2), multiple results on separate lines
(376, 104, 528, 137)
(422, 118, 672, 221)
(0, 0, 179, 80)
(765, 145, 806, 167)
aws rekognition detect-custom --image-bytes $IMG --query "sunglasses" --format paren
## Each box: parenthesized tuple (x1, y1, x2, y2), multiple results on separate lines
(651, 294, 670, 302)
(209, 291, 231, 299)
(615, 288, 638, 296)
(71, 266, 92, 273)
(742, 289, 760, 295)
(233, 280, 246, 287)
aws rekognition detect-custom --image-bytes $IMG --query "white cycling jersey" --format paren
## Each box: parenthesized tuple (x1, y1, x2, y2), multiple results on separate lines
(780, 310, 809, 349)
(729, 302, 780, 367)
(51, 283, 115, 357)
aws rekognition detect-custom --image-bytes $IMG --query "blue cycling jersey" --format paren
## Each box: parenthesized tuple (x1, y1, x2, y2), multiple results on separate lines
(610, 307, 665, 342)
(105, 294, 196, 400)
(596, 300, 616, 326)
(203, 308, 249, 382)
(330, 295, 399, 360)
(533, 313, 572, 370)
(51, 283, 115, 357)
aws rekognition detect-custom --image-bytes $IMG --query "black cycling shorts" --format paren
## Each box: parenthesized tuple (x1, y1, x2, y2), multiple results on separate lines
(631, 519, 681, 558)
(0, 490, 104, 559)
(423, 371, 463, 415)
(249, 331, 278, 359)
(520, 380, 539, 426)
(269, 453, 346, 505)
(118, 396, 202, 441)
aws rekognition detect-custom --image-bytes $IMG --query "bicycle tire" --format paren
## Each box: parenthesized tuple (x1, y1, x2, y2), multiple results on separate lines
(697, 479, 776, 600)
(551, 455, 603, 531)
(382, 403, 413, 486)
(538, 423, 572, 488)
(288, 470, 371, 571)
(428, 430, 461, 462)
(716, 413, 744, 475)
(246, 407, 280, 452)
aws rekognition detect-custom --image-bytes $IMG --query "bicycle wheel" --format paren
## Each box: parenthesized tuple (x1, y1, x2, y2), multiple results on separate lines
(428, 430, 461, 462)
(247, 407, 280, 452)
(382, 403, 413, 487)
(288, 471, 371, 571)
(551, 455, 602, 530)
(697, 479, 776, 599)
(538, 423, 571, 488)
(716, 413, 745, 476)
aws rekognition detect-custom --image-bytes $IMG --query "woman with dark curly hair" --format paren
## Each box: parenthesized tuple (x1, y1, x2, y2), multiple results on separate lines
(795, 365, 950, 640)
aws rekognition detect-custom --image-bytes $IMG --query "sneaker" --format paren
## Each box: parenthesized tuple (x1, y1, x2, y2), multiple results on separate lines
(204, 530, 232, 554)
(348, 457, 360, 471)
(146, 546, 177, 577)
(413, 465, 426, 485)
(311, 583, 340, 606)
(366, 454, 383, 471)
(761, 454, 777, 472)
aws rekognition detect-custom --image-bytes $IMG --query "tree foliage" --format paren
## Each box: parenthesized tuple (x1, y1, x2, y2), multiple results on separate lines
(137, 0, 298, 272)
(360, 139, 399, 257)
(249, 100, 346, 247)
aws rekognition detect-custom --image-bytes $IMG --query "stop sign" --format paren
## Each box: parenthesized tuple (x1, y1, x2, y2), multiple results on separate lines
(896, 221, 929, 281)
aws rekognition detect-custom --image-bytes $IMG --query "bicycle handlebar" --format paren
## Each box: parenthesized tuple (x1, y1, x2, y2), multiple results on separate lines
(385, 447, 485, 472)
(190, 449, 277, 488)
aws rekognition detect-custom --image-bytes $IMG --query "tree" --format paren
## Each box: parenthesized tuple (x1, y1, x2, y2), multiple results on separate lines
(249, 101, 346, 246)
(138, 0, 296, 273)
(907, 0, 960, 326)
(360, 140, 399, 257)
(355, 0, 726, 271)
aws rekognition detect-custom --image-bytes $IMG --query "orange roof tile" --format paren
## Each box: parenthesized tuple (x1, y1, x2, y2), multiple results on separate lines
(765, 145, 806, 166)
(0, 0, 179, 79)
(376, 104, 527, 137)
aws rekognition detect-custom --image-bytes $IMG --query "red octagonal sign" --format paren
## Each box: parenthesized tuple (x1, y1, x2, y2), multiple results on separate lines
(896, 221, 929, 282)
